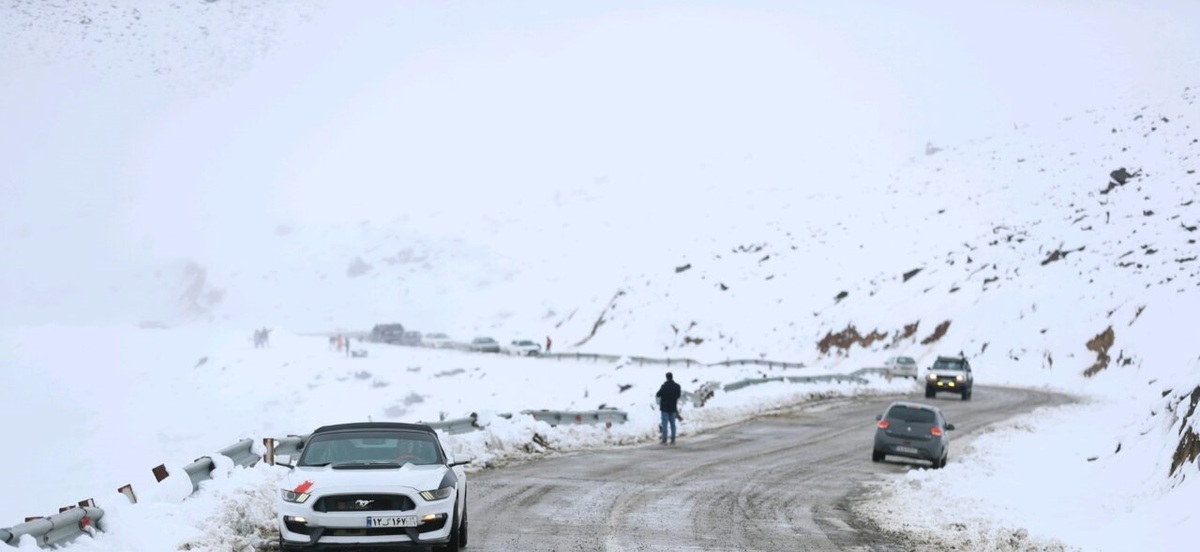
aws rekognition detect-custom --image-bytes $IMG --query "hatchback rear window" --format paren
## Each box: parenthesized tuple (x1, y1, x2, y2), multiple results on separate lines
(886, 406, 936, 424)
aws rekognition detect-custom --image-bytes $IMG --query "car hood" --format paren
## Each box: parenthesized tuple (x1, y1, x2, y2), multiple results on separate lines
(283, 463, 450, 494)
(928, 369, 967, 377)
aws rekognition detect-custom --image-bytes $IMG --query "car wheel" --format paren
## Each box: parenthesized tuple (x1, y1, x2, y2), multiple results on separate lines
(872, 449, 884, 462)
(924, 387, 935, 398)
(460, 503, 469, 548)
(435, 508, 462, 552)
(962, 388, 972, 401)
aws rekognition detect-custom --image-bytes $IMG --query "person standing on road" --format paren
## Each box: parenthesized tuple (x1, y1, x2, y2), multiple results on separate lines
(656, 372, 682, 445)
(545, 336, 552, 354)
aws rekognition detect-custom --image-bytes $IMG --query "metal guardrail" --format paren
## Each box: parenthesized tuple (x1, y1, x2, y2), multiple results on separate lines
(180, 438, 261, 493)
(721, 366, 897, 392)
(1, 437, 263, 549)
(0, 507, 102, 548)
(683, 381, 721, 407)
(541, 352, 809, 369)
(425, 416, 484, 435)
(522, 409, 628, 427)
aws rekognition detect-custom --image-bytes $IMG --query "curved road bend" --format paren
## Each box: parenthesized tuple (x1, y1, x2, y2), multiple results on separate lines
(467, 385, 1071, 552)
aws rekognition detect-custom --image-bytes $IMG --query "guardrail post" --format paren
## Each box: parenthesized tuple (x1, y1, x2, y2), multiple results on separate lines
(263, 438, 277, 465)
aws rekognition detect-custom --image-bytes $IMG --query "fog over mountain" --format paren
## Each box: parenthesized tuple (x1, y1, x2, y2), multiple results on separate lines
(4, 1, 1199, 335)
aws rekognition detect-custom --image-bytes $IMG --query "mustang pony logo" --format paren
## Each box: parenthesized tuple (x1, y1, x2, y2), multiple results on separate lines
(355, 499, 374, 508)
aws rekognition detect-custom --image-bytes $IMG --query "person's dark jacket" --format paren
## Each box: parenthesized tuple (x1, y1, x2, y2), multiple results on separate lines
(656, 380, 682, 413)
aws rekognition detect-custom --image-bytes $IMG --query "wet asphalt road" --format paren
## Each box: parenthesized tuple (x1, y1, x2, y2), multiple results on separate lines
(465, 385, 1071, 552)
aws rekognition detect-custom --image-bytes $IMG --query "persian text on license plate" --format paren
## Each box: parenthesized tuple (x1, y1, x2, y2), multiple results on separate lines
(896, 446, 919, 454)
(367, 515, 419, 528)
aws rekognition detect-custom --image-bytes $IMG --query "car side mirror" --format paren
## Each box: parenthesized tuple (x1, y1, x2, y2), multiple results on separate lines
(448, 454, 475, 467)
(946, 423, 956, 431)
(875, 414, 882, 421)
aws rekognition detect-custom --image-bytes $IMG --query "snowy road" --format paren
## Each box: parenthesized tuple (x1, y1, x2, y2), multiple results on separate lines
(466, 385, 1070, 551)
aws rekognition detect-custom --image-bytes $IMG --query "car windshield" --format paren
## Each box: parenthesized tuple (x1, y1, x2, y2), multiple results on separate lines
(299, 431, 442, 466)
(933, 358, 965, 371)
(885, 406, 936, 424)
(898, 357, 915, 365)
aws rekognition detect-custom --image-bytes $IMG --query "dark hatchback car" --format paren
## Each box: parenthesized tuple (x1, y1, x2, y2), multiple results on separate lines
(872, 401, 955, 468)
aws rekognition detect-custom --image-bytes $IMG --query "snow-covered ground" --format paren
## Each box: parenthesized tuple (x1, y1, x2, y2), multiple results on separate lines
(2, 1, 1199, 551)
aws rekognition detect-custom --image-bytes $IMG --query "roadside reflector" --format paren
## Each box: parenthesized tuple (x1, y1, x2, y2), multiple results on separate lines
(118, 484, 138, 504)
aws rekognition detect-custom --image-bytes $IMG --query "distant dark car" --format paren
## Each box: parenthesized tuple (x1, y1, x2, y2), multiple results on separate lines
(872, 401, 955, 468)
(469, 337, 501, 353)
(399, 331, 423, 346)
(369, 324, 405, 344)
(925, 355, 974, 400)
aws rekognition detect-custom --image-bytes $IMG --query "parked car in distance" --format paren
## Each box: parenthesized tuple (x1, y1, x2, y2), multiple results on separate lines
(368, 323, 405, 344)
(872, 401, 955, 468)
(925, 355, 974, 400)
(424, 332, 453, 349)
(399, 331, 423, 346)
(469, 337, 501, 353)
(882, 356, 919, 379)
(506, 339, 543, 356)
(277, 422, 472, 551)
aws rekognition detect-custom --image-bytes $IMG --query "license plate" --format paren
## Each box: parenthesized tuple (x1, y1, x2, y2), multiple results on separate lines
(367, 516, 419, 528)
(896, 446, 919, 454)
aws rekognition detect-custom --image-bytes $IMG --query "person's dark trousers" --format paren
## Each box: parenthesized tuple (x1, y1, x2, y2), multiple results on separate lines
(660, 411, 677, 444)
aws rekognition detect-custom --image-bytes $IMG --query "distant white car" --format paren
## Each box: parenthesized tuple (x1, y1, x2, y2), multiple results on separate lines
(882, 356, 919, 380)
(469, 337, 501, 354)
(506, 340, 542, 356)
(424, 333, 454, 349)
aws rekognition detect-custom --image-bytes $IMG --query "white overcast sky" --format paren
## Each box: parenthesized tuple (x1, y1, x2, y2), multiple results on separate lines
(4, 0, 1199, 243)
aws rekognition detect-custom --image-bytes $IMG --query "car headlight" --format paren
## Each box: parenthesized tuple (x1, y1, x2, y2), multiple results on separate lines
(926, 373, 936, 380)
(955, 375, 963, 381)
(419, 487, 454, 501)
(281, 489, 311, 503)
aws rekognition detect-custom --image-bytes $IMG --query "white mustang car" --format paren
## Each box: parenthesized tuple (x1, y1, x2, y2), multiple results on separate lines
(278, 422, 472, 551)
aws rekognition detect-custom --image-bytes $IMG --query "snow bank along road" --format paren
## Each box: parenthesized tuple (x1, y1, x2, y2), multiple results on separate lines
(464, 386, 1070, 551)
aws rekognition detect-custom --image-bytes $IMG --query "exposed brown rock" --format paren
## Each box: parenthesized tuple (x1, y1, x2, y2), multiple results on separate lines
(919, 320, 952, 345)
(817, 325, 887, 356)
(1171, 386, 1200, 476)
(1083, 326, 1115, 377)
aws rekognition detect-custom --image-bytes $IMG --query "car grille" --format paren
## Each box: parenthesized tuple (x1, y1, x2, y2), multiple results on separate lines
(284, 517, 447, 536)
(313, 494, 415, 512)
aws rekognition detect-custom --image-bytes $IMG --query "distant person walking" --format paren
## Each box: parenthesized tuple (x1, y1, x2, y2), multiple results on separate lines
(655, 372, 682, 445)
(545, 336, 552, 354)
(345, 335, 352, 358)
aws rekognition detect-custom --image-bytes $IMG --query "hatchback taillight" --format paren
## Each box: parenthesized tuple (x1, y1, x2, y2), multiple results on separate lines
(931, 426, 943, 437)
(877, 420, 889, 429)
